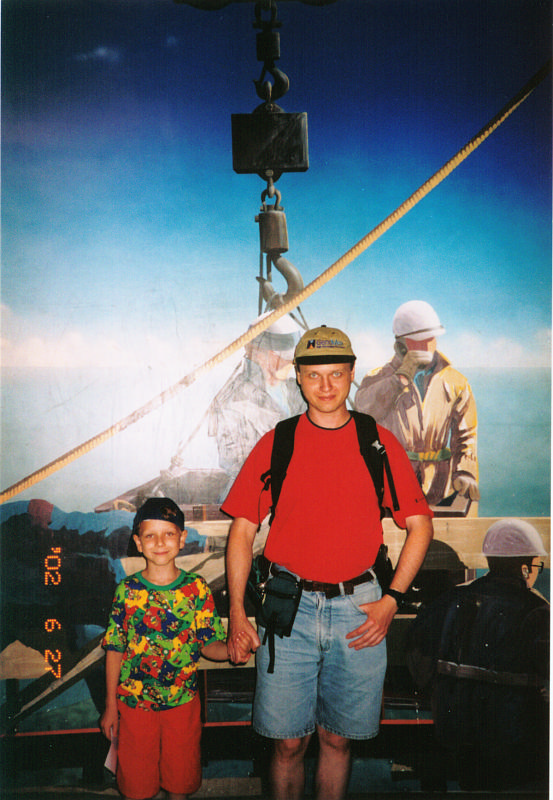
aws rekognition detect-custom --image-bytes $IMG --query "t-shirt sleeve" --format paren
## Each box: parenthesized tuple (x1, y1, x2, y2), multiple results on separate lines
(220, 429, 275, 524)
(194, 577, 227, 645)
(102, 581, 127, 652)
(378, 425, 433, 527)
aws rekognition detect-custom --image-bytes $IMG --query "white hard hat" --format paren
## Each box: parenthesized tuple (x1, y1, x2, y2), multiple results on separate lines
(249, 312, 302, 356)
(482, 518, 548, 557)
(392, 300, 445, 341)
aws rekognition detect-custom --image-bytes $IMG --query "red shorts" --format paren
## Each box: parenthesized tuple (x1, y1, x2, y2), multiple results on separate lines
(116, 694, 202, 799)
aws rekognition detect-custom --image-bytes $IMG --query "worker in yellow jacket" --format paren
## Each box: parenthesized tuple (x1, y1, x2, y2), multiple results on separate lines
(355, 300, 478, 513)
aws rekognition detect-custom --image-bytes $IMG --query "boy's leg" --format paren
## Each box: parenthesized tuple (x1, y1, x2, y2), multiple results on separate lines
(159, 695, 202, 797)
(116, 700, 161, 800)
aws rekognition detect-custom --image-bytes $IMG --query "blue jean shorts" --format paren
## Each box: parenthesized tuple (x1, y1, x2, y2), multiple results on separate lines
(253, 572, 386, 740)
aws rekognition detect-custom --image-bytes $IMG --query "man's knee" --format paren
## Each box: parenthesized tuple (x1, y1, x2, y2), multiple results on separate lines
(274, 736, 311, 762)
(317, 727, 351, 756)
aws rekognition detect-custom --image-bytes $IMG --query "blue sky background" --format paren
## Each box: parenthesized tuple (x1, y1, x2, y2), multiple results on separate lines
(1, 0, 551, 511)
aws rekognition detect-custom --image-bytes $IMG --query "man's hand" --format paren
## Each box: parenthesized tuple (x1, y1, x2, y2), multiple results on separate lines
(346, 514, 433, 649)
(227, 617, 261, 664)
(345, 595, 398, 649)
(395, 350, 433, 382)
(453, 473, 480, 500)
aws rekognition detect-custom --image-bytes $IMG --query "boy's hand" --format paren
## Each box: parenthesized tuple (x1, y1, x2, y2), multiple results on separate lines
(100, 705, 119, 740)
(227, 618, 260, 664)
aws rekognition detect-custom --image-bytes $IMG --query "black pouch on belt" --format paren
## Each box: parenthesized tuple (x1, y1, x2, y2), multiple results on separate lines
(256, 571, 303, 674)
(372, 543, 394, 593)
(246, 554, 271, 609)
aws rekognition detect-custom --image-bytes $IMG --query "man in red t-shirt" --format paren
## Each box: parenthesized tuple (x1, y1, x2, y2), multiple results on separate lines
(223, 325, 433, 800)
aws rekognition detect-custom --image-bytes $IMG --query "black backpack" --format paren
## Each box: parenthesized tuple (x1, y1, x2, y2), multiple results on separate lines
(261, 410, 399, 524)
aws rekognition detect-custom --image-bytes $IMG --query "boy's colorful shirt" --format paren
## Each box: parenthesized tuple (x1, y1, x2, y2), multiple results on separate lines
(102, 570, 226, 711)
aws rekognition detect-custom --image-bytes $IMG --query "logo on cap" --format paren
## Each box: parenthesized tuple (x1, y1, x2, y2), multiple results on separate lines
(306, 337, 346, 350)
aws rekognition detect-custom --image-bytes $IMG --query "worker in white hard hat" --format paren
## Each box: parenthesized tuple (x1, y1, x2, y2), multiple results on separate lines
(355, 300, 478, 513)
(207, 313, 306, 496)
(406, 518, 549, 791)
(97, 314, 306, 511)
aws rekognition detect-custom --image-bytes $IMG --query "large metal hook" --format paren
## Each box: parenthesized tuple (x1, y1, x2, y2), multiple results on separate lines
(257, 254, 304, 310)
(254, 65, 290, 104)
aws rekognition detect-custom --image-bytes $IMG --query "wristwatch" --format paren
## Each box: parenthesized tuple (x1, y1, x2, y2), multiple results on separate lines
(385, 588, 407, 609)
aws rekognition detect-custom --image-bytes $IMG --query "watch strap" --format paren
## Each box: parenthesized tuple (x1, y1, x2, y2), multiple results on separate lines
(385, 588, 406, 608)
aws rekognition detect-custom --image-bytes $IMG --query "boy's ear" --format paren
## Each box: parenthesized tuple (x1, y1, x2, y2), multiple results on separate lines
(133, 533, 143, 554)
(180, 528, 188, 549)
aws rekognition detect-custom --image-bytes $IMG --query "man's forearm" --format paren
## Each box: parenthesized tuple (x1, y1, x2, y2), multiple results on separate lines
(389, 514, 434, 594)
(226, 517, 258, 619)
(346, 514, 433, 649)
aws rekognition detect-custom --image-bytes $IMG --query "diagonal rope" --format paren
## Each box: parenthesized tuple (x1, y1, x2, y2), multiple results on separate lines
(1, 59, 550, 504)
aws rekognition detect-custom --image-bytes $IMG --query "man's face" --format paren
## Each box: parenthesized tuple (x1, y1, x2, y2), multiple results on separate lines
(295, 362, 355, 416)
(247, 344, 294, 386)
(259, 349, 294, 385)
(404, 336, 437, 353)
(526, 556, 543, 589)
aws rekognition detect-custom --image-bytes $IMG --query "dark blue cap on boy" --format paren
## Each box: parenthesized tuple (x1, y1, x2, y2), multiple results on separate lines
(127, 497, 185, 556)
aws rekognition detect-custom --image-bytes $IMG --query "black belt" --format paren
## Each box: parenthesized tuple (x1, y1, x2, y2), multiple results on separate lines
(437, 659, 547, 689)
(272, 567, 375, 599)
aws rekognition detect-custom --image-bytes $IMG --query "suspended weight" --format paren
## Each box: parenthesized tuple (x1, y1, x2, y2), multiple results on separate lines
(256, 202, 289, 254)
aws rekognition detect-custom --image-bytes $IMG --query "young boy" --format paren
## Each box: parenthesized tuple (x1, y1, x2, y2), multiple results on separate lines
(100, 497, 229, 800)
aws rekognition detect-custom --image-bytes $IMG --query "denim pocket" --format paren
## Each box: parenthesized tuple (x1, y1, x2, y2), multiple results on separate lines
(344, 579, 381, 615)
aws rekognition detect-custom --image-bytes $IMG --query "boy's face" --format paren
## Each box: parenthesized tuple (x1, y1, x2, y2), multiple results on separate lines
(133, 519, 186, 566)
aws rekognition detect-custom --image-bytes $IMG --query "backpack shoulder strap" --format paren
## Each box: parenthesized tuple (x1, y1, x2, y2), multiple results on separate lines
(351, 410, 400, 513)
(261, 411, 400, 524)
(260, 415, 301, 525)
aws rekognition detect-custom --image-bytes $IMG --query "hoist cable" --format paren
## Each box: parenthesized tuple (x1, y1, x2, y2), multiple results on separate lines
(1, 59, 550, 505)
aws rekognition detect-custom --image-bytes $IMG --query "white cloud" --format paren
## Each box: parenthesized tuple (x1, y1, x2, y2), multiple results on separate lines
(447, 329, 551, 369)
(350, 329, 391, 372)
(0, 308, 242, 375)
(74, 46, 121, 64)
(2, 330, 127, 369)
(347, 325, 551, 373)
(1, 303, 550, 374)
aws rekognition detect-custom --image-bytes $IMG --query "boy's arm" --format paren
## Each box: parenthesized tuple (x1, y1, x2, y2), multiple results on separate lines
(100, 649, 123, 740)
(200, 639, 231, 662)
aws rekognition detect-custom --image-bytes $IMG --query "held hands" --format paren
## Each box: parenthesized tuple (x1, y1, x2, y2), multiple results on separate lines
(345, 595, 398, 649)
(227, 618, 261, 664)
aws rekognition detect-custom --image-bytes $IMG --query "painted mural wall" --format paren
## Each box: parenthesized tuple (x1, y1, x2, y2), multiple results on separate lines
(1, 0, 551, 734)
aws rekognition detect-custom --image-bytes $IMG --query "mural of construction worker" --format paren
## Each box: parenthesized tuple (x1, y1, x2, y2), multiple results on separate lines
(96, 314, 306, 512)
(355, 300, 478, 512)
(405, 518, 549, 791)
(207, 312, 306, 498)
